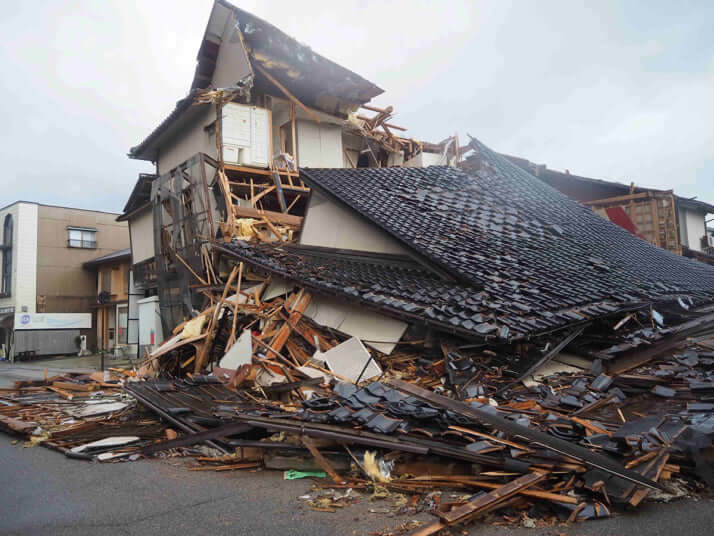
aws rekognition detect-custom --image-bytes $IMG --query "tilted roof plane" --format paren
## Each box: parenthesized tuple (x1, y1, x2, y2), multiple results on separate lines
(219, 138, 714, 341)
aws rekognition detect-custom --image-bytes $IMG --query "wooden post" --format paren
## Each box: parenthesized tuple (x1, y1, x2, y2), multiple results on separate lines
(194, 265, 239, 373)
(290, 102, 297, 168)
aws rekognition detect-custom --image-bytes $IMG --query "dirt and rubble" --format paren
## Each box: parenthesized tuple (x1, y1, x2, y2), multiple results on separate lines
(3, 262, 714, 535)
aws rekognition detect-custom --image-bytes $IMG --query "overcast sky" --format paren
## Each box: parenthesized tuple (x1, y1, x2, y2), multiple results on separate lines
(1, 0, 713, 214)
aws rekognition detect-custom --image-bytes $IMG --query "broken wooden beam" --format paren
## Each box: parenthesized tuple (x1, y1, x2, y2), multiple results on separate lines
(301, 436, 345, 485)
(233, 205, 303, 226)
(253, 62, 321, 124)
(438, 472, 546, 524)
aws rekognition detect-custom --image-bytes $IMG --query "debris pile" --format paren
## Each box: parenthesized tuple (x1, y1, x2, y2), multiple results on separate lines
(0, 369, 165, 459)
(101, 270, 712, 531)
(4, 135, 714, 534)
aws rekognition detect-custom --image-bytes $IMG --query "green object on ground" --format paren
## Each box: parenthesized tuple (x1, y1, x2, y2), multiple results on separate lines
(284, 469, 327, 480)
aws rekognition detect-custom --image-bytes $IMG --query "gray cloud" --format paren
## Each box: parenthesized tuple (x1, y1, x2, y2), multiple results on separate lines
(1, 0, 712, 214)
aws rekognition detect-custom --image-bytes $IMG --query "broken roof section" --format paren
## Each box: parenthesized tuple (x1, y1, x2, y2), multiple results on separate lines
(199, 1, 383, 110)
(130, 0, 382, 162)
(503, 153, 714, 214)
(223, 138, 714, 341)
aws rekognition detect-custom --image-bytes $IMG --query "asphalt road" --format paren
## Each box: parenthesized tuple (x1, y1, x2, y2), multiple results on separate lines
(2, 433, 714, 536)
(0, 434, 429, 536)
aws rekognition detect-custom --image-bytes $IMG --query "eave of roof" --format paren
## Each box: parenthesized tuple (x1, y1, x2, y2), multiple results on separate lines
(676, 196, 714, 214)
(203, 1, 383, 105)
(501, 154, 714, 214)
(117, 174, 156, 221)
(215, 242, 540, 342)
(83, 248, 131, 268)
(129, 91, 206, 161)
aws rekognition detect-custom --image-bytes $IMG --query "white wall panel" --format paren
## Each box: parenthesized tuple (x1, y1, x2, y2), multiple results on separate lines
(129, 207, 154, 263)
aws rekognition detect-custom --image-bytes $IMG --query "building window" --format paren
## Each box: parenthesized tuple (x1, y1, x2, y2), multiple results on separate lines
(67, 227, 97, 249)
(1, 215, 12, 296)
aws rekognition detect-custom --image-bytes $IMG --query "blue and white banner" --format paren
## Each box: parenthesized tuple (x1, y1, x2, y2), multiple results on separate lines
(14, 313, 92, 331)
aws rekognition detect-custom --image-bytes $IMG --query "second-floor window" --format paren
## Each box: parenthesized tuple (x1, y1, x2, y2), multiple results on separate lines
(1, 214, 12, 296)
(68, 227, 97, 249)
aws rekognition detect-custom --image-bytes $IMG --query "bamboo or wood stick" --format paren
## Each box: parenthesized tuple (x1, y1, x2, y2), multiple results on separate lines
(194, 266, 239, 373)
(302, 436, 344, 485)
(262, 218, 284, 242)
(226, 262, 244, 349)
(175, 253, 208, 286)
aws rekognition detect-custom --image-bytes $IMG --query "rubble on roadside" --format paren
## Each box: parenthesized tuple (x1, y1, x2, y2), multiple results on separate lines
(0, 369, 166, 458)
(5, 264, 714, 533)
(4, 136, 714, 534)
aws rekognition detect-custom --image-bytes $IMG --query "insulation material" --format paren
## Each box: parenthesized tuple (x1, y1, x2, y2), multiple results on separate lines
(320, 337, 382, 383)
(256, 368, 286, 387)
(219, 329, 253, 369)
(181, 315, 207, 339)
(150, 333, 181, 357)
(523, 361, 583, 387)
(225, 284, 263, 306)
(304, 295, 407, 355)
(68, 402, 128, 418)
(234, 218, 259, 240)
(298, 365, 332, 382)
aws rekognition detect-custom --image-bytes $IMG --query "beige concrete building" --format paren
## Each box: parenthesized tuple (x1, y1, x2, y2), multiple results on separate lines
(0, 201, 128, 360)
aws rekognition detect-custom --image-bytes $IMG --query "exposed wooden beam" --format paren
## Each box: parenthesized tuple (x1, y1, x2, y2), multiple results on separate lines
(233, 206, 303, 226)
(253, 62, 321, 124)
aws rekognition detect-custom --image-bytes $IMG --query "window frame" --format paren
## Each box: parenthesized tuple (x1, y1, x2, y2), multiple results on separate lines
(67, 227, 97, 249)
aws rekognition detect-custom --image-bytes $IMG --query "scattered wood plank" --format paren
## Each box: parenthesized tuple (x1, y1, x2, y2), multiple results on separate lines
(301, 436, 344, 485)
(439, 472, 546, 524)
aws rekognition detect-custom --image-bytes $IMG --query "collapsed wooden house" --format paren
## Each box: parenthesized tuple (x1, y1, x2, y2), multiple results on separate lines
(118, 0, 460, 349)
(5, 2, 714, 533)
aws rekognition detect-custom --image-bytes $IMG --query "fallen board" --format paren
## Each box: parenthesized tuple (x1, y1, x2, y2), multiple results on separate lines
(388, 378, 662, 491)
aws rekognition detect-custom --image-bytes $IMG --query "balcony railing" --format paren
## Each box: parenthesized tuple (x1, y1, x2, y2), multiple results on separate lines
(67, 239, 97, 249)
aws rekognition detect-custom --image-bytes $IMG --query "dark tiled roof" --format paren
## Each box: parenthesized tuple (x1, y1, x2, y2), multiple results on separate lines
(211, 1, 383, 106)
(290, 139, 714, 336)
(677, 196, 714, 215)
(129, 92, 202, 160)
(217, 240, 693, 342)
(501, 153, 714, 213)
(216, 241, 557, 340)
